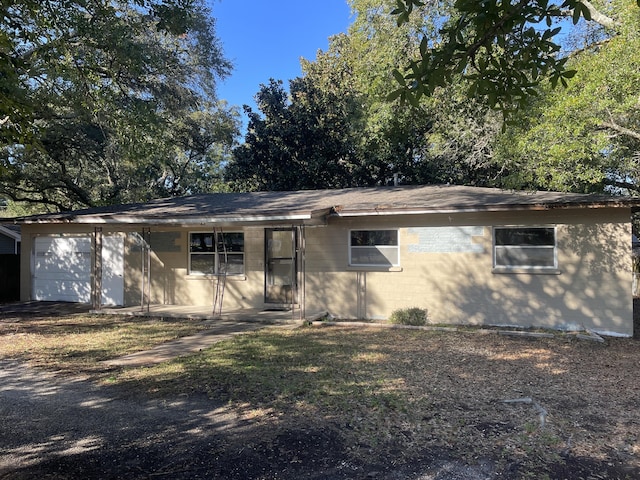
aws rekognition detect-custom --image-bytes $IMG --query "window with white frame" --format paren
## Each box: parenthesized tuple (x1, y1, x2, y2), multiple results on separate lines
(189, 232, 244, 275)
(493, 227, 556, 270)
(349, 230, 399, 266)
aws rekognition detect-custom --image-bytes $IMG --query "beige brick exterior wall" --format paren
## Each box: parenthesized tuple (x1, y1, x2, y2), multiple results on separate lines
(19, 206, 633, 335)
(305, 208, 632, 335)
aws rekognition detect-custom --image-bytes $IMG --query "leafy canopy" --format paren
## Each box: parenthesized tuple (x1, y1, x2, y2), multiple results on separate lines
(495, 0, 640, 193)
(388, 0, 637, 113)
(0, 0, 238, 212)
(227, 0, 506, 192)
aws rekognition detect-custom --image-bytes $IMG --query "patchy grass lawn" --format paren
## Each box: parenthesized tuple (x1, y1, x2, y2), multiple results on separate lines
(0, 314, 208, 374)
(2, 314, 639, 478)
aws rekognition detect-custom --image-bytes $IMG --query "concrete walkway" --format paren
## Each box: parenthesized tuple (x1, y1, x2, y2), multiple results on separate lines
(103, 320, 299, 367)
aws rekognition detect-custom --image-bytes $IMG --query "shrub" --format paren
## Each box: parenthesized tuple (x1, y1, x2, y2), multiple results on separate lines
(388, 307, 427, 326)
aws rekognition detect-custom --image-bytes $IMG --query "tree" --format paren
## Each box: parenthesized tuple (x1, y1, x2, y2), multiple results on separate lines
(225, 0, 434, 192)
(226, 78, 359, 191)
(494, 0, 640, 193)
(0, 0, 238, 212)
(389, 0, 636, 114)
(227, 0, 506, 191)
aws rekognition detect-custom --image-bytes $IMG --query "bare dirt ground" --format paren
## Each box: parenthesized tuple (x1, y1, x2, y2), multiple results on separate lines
(1, 302, 640, 479)
(0, 358, 495, 480)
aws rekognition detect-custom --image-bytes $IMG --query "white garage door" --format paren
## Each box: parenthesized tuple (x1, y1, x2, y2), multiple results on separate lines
(34, 236, 92, 303)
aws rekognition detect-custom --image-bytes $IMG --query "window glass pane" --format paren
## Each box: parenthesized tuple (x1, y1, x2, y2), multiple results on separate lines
(190, 233, 214, 252)
(218, 232, 244, 252)
(495, 247, 555, 267)
(190, 254, 215, 275)
(494, 228, 557, 269)
(351, 230, 398, 247)
(220, 253, 244, 275)
(495, 228, 554, 246)
(267, 230, 293, 257)
(190, 232, 244, 275)
(268, 258, 293, 286)
(351, 246, 398, 266)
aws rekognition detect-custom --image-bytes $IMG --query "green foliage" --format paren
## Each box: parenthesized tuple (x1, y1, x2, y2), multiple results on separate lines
(390, 0, 631, 115)
(388, 307, 428, 326)
(0, 0, 239, 211)
(495, 0, 640, 193)
(226, 78, 360, 191)
(227, 0, 505, 191)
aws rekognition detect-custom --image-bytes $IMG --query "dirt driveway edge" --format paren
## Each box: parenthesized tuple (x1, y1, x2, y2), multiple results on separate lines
(0, 359, 501, 479)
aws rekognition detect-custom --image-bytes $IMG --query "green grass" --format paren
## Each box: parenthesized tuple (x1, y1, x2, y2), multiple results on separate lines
(115, 327, 417, 419)
(0, 315, 208, 373)
(2, 314, 639, 477)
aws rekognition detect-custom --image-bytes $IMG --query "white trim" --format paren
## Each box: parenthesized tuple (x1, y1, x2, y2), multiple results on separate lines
(188, 231, 245, 276)
(19, 213, 321, 225)
(0, 225, 21, 241)
(348, 229, 400, 267)
(331, 201, 631, 217)
(492, 226, 558, 271)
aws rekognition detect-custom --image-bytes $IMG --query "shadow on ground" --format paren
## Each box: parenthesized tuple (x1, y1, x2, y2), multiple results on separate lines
(0, 359, 494, 479)
(0, 301, 92, 319)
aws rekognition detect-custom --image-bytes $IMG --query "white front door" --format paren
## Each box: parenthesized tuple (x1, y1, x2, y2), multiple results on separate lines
(102, 235, 124, 306)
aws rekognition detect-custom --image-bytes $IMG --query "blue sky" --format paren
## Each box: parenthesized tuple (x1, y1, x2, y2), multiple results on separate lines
(212, 0, 353, 115)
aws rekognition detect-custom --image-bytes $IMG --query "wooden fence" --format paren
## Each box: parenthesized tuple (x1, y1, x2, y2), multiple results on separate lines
(0, 254, 20, 302)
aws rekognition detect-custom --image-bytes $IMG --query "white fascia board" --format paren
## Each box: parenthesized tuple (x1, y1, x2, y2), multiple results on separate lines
(20, 213, 327, 226)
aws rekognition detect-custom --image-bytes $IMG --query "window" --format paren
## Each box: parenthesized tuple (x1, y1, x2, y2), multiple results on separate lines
(349, 230, 399, 266)
(189, 232, 244, 275)
(493, 227, 556, 270)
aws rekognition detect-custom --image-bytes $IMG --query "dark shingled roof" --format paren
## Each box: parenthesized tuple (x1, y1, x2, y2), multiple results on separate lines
(11, 185, 640, 226)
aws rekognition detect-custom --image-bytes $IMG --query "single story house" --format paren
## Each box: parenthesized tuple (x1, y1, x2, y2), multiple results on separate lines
(11, 185, 640, 336)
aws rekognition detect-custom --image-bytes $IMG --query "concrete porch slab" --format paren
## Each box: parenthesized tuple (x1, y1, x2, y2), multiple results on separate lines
(91, 304, 325, 324)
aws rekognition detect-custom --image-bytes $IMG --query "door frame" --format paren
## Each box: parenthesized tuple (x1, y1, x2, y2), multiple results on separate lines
(101, 234, 124, 306)
(264, 227, 297, 308)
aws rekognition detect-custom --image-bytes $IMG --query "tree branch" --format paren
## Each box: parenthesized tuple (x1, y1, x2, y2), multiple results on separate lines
(581, 1, 619, 29)
(466, 0, 530, 61)
(600, 120, 640, 142)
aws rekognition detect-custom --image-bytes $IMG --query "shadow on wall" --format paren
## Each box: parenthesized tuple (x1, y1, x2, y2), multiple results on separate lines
(305, 270, 382, 320)
(420, 222, 632, 335)
(126, 230, 260, 311)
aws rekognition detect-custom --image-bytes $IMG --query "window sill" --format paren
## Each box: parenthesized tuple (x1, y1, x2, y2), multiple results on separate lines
(492, 268, 561, 275)
(346, 266, 403, 272)
(187, 274, 247, 281)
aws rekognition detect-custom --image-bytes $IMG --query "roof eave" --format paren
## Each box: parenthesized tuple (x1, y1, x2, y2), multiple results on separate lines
(331, 201, 636, 217)
(17, 210, 330, 227)
(0, 225, 21, 240)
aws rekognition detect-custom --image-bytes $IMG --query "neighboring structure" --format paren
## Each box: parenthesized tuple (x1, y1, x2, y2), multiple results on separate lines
(0, 224, 20, 254)
(12, 185, 639, 336)
(0, 224, 21, 302)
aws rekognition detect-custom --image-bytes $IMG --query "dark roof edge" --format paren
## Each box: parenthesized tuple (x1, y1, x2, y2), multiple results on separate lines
(331, 199, 639, 216)
(0, 224, 21, 239)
